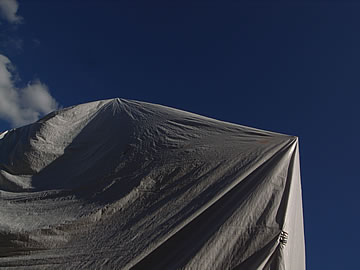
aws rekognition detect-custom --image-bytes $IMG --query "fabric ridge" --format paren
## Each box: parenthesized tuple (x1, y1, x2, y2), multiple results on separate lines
(0, 98, 305, 269)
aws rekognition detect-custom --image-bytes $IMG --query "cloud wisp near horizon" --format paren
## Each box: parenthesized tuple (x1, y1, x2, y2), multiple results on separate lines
(0, 0, 60, 128)
(0, 55, 59, 127)
(0, 0, 22, 24)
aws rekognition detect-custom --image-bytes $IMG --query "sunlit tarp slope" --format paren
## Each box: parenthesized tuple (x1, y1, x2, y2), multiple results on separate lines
(0, 98, 305, 269)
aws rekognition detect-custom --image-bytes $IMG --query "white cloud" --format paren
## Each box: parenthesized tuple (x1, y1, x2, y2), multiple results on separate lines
(0, 54, 60, 127)
(0, 0, 22, 24)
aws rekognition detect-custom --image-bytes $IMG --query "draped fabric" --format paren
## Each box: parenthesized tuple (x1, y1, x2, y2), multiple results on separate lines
(0, 99, 305, 269)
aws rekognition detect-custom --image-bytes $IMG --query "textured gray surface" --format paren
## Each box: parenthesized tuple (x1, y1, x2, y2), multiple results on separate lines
(0, 99, 305, 269)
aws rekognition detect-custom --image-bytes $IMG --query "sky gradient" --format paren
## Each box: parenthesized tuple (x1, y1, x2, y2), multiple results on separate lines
(1, 0, 359, 268)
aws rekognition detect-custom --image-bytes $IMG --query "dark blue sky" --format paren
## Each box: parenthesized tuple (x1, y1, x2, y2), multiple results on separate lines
(1, 0, 359, 268)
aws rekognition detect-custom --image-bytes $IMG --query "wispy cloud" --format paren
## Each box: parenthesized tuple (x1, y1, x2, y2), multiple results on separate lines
(0, 34, 23, 54)
(0, 0, 60, 128)
(0, 0, 23, 24)
(0, 55, 59, 127)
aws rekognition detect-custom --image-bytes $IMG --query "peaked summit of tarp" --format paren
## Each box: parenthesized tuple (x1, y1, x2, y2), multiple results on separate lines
(0, 98, 305, 269)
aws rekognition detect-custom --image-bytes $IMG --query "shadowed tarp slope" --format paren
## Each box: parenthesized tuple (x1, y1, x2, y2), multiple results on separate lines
(0, 98, 305, 269)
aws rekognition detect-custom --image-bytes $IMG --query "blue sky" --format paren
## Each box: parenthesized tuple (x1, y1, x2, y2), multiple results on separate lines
(0, 0, 359, 268)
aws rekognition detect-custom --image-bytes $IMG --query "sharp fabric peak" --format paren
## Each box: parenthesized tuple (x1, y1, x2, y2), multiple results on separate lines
(0, 54, 60, 128)
(0, 99, 305, 269)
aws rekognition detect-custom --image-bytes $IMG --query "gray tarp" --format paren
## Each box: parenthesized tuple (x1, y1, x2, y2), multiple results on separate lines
(0, 98, 305, 269)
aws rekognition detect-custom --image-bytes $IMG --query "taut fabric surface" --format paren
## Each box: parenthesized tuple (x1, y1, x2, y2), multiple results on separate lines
(0, 99, 305, 269)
